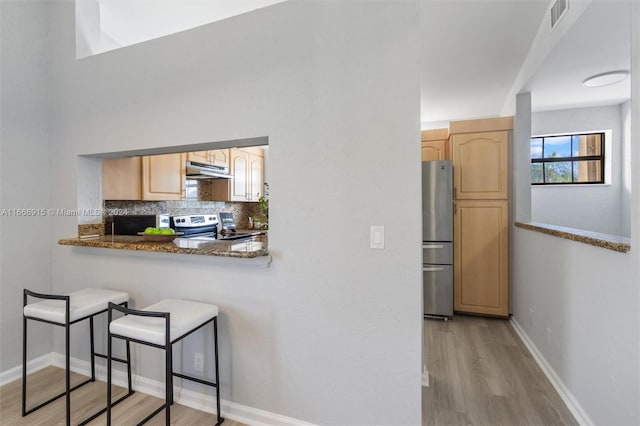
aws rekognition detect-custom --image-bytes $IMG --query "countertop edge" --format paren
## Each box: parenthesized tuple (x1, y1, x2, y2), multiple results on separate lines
(514, 222, 631, 253)
(57, 236, 270, 259)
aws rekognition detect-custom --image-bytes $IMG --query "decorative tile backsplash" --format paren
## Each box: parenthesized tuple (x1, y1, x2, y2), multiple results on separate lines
(103, 199, 259, 233)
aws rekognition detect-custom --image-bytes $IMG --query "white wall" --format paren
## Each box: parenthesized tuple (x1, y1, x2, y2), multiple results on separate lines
(34, 1, 421, 424)
(510, 6, 640, 424)
(621, 100, 632, 237)
(511, 230, 639, 425)
(0, 1, 53, 372)
(531, 104, 629, 236)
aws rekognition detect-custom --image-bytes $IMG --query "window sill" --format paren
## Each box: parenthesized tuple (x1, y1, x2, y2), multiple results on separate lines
(531, 183, 611, 188)
(514, 222, 630, 253)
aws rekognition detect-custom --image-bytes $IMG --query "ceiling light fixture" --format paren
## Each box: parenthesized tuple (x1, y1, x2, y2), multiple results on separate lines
(583, 70, 629, 88)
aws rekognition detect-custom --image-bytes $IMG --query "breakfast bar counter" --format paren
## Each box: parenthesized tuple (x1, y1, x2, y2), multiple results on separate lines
(58, 234, 268, 258)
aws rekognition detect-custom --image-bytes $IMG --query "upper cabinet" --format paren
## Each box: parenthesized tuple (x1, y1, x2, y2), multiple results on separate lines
(103, 147, 265, 202)
(210, 149, 229, 169)
(229, 147, 264, 202)
(452, 130, 508, 200)
(187, 151, 210, 164)
(103, 157, 143, 200)
(103, 153, 185, 201)
(187, 149, 229, 169)
(421, 128, 450, 161)
(142, 153, 186, 200)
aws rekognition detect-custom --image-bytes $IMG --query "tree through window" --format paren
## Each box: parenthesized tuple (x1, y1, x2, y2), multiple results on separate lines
(530, 132, 604, 185)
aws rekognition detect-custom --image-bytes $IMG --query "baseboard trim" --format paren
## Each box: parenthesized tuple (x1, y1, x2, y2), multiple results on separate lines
(510, 318, 593, 426)
(0, 353, 53, 387)
(48, 353, 311, 426)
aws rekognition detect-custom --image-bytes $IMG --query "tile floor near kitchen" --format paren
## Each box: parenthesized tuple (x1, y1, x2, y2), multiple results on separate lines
(422, 315, 578, 426)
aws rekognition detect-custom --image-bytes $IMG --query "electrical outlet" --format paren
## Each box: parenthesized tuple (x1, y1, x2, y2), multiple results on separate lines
(194, 352, 204, 373)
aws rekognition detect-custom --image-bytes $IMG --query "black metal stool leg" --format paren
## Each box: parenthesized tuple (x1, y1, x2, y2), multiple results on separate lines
(126, 340, 132, 393)
(165, 315, 172, 426)
(65, 318, 71, 426)
(90, 316, 96, 381)
(22, 300, 28, 417)
(214, 317, 222, 425)
(170, 345, 174, 405)
(107, 307, 113, 426)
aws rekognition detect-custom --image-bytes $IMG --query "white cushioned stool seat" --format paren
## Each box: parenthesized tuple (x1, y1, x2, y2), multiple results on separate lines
(109, 299, 219, 346)
(24, 288, 129, 324)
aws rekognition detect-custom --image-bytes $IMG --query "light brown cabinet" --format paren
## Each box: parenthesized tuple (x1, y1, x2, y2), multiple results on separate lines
(421, 128, 450, 161)
(187, 149, 229, 169)
(142, 153, 185, 200)
(421, 140, 448, 161)
(103, 153, 185, 201)
(102, 157, 142, 200)
(453, 200, 508, 317)
(210, 149, 229, 169)
(211, 147, 264, 202)
(452, 131, 508, 200)
(187, 151, 210, 164)
(451, 117, 511, 317)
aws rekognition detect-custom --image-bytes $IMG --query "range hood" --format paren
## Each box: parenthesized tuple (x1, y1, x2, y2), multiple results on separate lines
(185, 161, 232, 179)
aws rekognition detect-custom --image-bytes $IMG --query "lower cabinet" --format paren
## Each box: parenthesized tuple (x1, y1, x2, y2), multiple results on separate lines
(453, 200, 508, 317)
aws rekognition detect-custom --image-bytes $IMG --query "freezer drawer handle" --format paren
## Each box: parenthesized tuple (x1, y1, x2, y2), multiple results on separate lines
(422, 244, 444, 249)
(422, 266, 445, 272)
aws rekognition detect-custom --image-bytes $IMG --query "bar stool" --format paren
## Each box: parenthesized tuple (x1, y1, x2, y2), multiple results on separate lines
(107, 299, 223, 426)
(23, 288, 134, 426)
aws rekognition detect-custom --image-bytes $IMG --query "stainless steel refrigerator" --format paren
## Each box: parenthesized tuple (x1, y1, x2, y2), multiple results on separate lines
(422, 160, 453, 319)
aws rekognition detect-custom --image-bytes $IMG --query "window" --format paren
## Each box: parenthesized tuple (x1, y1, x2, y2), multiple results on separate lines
(530, 132, 604, 185)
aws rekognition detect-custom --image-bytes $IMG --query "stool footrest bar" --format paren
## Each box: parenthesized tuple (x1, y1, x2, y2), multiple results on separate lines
(94, 352, 129, 364)
(172, 372, 218, 388)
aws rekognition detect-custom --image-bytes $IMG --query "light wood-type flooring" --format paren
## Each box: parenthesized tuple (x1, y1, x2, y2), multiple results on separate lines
(422, 315, 578, 426)
(0, 366, 243, 425)
(2, 318, 578, 426)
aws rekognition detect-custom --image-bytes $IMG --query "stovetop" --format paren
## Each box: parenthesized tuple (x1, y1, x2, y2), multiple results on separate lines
(170, 213, 262, 241)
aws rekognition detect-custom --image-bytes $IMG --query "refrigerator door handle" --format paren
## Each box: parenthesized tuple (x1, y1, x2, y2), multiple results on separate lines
(422, 266, 445, 272)
(422, 244, 444, 249)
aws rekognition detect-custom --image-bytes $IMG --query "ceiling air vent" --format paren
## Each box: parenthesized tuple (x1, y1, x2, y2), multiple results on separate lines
(551, 0, 568, 29)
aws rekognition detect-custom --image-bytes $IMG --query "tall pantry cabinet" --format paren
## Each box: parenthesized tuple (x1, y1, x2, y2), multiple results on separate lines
(451, 118, 511, 317)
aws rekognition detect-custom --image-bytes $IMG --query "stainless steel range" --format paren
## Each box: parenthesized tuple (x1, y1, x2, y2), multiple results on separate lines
(171, 214, 262, 241)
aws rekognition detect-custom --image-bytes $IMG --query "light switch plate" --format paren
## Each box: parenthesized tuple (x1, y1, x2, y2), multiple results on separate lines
(370, 225, 385, 249)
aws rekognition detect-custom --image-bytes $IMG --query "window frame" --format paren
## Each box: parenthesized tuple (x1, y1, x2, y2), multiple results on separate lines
(530, 131, 606, 186)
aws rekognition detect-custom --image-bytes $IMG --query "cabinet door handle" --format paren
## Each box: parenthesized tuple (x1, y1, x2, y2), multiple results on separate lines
(454, 187, 457, 199)
(422, 266, 445, 272)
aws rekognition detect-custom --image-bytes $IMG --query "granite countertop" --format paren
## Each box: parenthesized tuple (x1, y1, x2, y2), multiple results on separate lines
(58, 233, 269, 258)
(514, 222, 630, 253)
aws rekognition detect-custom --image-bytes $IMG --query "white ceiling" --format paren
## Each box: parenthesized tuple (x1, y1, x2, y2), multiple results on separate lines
(420, 0, 632, 125)
(97, 0, 287, 48)
(419, 0, 549, 124)
(523, 0, 631, 112)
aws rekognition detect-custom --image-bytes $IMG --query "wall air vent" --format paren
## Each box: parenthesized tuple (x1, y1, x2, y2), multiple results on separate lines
(551, 0, 568, 29)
